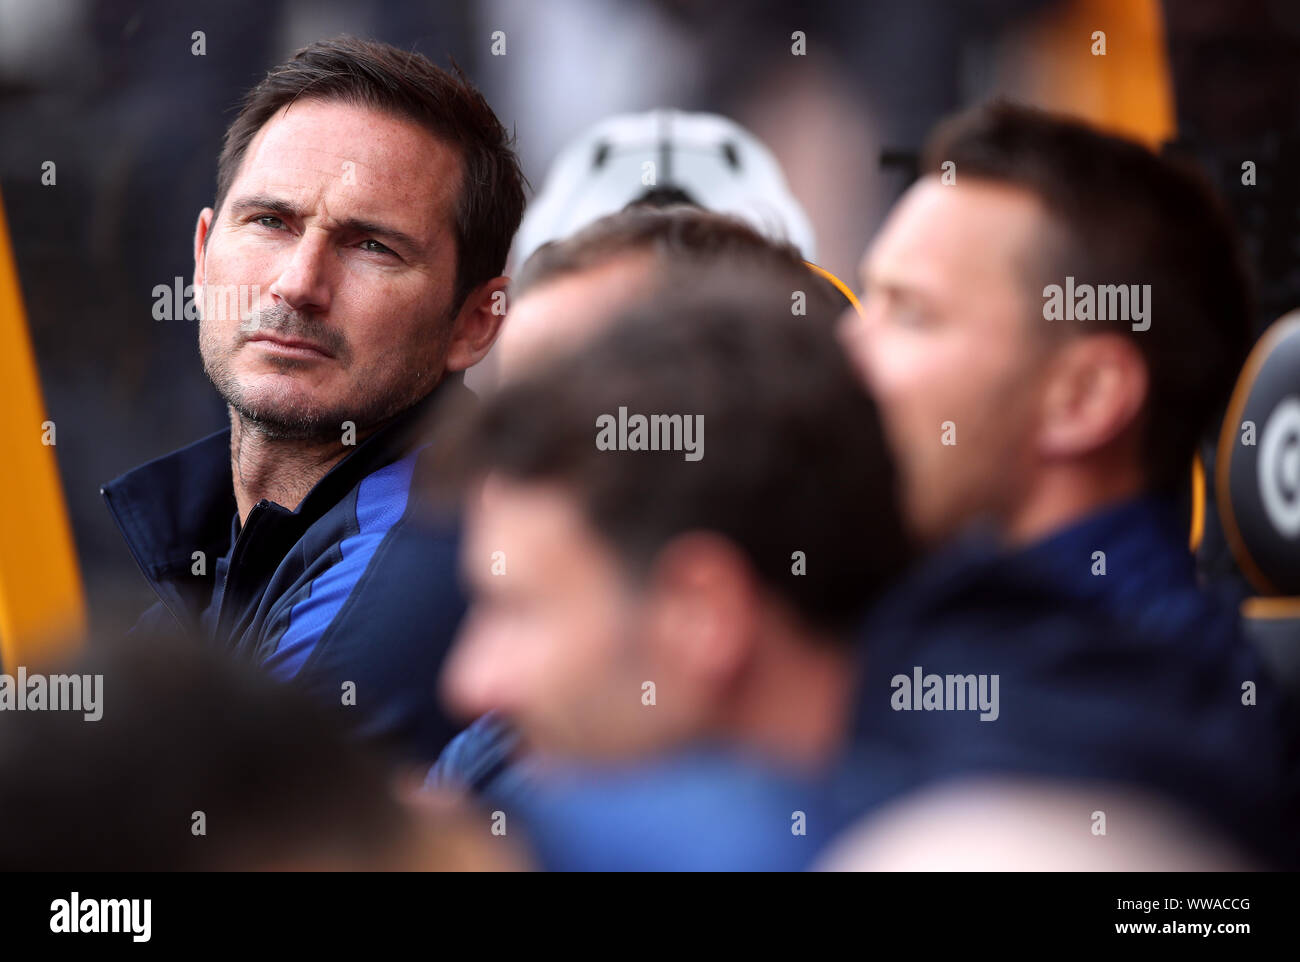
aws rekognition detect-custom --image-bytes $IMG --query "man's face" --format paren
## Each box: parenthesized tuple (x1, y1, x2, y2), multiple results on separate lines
(442, 476, 694, 761)
(839, 177, 1056, 545)
(496, 253, 654, 383)
(196, 99, 463, 440)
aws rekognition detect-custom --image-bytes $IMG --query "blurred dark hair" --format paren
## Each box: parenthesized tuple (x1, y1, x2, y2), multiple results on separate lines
(512, 205, 845, 314)
(923, 101, 1254, 493)
(0, 635, 414, 870)
(213, 36, 526, 312)
(434, 267, 910, 635)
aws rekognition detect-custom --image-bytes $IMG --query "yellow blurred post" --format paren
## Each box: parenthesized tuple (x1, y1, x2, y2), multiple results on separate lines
(0, 189, 86, 668)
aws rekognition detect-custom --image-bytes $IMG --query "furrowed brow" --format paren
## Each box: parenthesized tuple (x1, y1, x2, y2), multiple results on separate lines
(225, 195, 426, 255)
(226, 194, 303, 221)
(338, 217, 425, 256)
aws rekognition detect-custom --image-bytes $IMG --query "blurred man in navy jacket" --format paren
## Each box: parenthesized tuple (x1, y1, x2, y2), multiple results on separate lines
(426, 261, 915, 870)
(837, 102, 1296, 866)
(101, 38, 525, 764)
(438, 108, 1298, 869)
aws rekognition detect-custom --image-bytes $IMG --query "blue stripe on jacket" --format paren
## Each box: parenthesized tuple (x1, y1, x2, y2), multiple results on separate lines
(264, 450, 421, 680)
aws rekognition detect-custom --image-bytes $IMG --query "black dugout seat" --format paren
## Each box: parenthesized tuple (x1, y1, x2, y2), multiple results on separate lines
(1216, 310, 1300, 689)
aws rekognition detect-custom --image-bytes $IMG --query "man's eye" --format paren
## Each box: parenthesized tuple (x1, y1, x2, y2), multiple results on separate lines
(254, 215, 285, 229)
(359, 238, 395, 255)
(892, 305, 930, 329)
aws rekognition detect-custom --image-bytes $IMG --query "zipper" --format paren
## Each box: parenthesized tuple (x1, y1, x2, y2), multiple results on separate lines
(214, 499, 276, 644)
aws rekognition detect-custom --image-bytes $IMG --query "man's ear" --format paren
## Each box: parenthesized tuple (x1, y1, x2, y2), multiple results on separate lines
(444, 276, 510, 373)
(642, 532, 761, 692)
(193, 207, 214, 292)
(1037, 333, 1148, 459)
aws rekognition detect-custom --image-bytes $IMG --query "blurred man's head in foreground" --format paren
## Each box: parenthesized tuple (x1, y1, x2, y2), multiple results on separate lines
(0, 636, 524, 870)
(435, 268, 909, 764)
(840, 102, 1252, 547)
(496, 205, 844, 382)
(818, 777, 1253, 871)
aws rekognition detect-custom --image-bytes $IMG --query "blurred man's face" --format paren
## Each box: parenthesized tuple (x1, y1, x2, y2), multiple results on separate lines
(496, 253, 654, 382)
(442, 475, 702, 760)
(840, 177, 1054, 545)
(195, 99, 463, 440)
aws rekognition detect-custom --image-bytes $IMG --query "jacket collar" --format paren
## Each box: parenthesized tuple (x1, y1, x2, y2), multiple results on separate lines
(856, 495, 1196, 655)
(101, 375, 472, 624)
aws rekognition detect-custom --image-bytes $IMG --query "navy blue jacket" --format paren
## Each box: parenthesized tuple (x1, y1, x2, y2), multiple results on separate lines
(851, 497, 1299, 867)
(432, 497, 1299, 868)
(427, 715, 908, 871)
(101, 380, 470, 765)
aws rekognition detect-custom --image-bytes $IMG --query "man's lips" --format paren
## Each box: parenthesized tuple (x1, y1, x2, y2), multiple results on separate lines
(246, 333, 334, 359)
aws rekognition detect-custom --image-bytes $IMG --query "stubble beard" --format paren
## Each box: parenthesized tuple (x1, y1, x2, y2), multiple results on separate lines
(200, 303, 445, 443)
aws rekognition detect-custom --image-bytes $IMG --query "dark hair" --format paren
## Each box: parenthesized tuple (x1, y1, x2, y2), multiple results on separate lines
(0, 635, 414, 870)
(435, 268, 910, 635)
(214, 36, 526, 312)
(512, 205, 844, 314)
(923, 101, 1254, 492)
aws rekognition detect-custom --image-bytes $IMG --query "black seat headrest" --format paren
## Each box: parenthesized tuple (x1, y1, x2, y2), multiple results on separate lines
(1216, 310, 1300, 595)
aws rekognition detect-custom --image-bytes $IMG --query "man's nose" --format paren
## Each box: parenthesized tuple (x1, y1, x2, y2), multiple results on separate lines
(441, 620, 515, 722)
(836, 304, 869, 352)
(270, 230, 333, 314)
(836, 302, 880, 385)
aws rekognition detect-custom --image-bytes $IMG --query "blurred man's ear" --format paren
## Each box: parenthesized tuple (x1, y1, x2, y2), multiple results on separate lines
(643, 533, 762, 693)
(444, 276, 510, 373)
(1036, 333, 1148, 462)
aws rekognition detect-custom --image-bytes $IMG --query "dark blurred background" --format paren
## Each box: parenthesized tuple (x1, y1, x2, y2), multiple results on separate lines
(1, 0, 1298, 638)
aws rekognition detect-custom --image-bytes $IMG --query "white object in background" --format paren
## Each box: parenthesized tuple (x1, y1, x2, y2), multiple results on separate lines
(512, 109, 818, 268)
